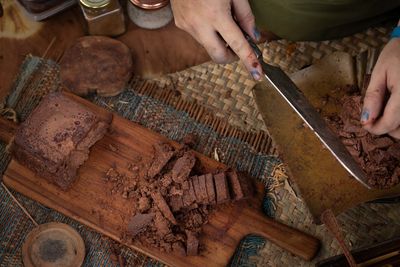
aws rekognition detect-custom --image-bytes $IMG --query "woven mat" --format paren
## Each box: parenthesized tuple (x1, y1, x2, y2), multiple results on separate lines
(1, 23, 400, 267)
(0, 56, 276, 266)
(150, 24, 400, 266)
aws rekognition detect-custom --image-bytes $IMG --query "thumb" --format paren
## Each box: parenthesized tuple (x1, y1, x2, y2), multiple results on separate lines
(232, 0, 260, 42)
(361, 64, 387, 125)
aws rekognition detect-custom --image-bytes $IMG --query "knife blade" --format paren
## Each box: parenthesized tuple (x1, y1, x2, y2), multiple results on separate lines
(245, 36, 370, 189)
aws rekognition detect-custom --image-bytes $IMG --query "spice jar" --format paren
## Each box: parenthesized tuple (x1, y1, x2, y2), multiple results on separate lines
(127, 0, 173, 30)
(79, 0, 126, 36)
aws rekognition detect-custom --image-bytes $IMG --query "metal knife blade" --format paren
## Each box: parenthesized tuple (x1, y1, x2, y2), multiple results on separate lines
(246, 37, 370, 189)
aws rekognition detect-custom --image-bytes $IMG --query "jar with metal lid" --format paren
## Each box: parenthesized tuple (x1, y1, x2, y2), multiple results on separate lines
(79, 0, 126, 36)
(127, 0, 173, 30)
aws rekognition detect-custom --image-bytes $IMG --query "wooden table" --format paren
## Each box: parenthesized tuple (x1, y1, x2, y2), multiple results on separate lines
(0, 1, 210, 102)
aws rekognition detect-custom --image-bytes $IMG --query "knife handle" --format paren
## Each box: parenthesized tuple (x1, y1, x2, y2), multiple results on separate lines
(241, 30, 263, 59)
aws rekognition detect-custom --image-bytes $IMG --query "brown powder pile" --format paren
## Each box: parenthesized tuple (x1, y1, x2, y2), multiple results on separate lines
(325, 94, 400, 189)
(104, 141, 253, 256)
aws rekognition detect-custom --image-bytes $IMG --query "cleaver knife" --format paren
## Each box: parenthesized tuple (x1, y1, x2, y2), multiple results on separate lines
(245, 36, 370, 189)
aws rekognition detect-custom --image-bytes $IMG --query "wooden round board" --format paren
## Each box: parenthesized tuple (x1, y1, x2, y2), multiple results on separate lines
(22, 222, 85, 267)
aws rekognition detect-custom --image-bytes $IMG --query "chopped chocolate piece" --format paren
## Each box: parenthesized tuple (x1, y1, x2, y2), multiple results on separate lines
(147, 143, 175, 179)
(171, 151, 196, 183)
(326, 95, 400, 189)
(185, 230, 199, 256)
(127, 213, 154, 237)
(182, 178, 197, 207)
(13, 92, 112, 190)
(160, 173, 173, 188)
(226, 171, 254, 200)
(196, 175, 208, 204)
(191, 176, 201, 202)
(213, 172, 230, 204)
(151, 191, 177, 224)
(172, 241, 187, 256)
(205, 173, 216, 204)
(138, 196, 151, 213)
(169, 195, 184, 212)
(154, 212, 170, 238)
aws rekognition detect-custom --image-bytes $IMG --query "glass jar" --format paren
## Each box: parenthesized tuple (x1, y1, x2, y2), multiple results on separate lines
(79, 0, 126, 36)
(127, 0, 173, 30)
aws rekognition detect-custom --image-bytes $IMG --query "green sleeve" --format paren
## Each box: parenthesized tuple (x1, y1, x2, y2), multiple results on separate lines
(249, 0, 400, 41)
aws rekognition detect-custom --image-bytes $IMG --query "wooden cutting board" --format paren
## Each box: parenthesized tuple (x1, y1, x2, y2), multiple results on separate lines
(1, 92, 319, 266)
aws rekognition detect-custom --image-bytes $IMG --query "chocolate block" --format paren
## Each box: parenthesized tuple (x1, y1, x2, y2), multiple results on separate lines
(127, 213, 154, 237)
(226, 170, 254, 200)
(171, 151, 196, 183)
(13, 92, 111, 190)
(169, 195, 184, 212)
(197, 175, 208, 204)
(182, 178, 197, 207)
(205, 173, 216, 204)
(151, 191, 177, 225)
(213, 172, 230, 204)
(147, 143, 175, 179)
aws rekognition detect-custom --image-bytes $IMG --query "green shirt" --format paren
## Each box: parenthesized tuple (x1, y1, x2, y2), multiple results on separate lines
(249, 0, 400, 41)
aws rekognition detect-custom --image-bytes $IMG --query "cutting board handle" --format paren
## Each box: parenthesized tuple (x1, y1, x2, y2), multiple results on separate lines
(0, 116, 18, 144)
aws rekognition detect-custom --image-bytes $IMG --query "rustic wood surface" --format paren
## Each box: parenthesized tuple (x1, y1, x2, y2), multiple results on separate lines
(0, 1, 209, 102)
(2, 92, 320, 266)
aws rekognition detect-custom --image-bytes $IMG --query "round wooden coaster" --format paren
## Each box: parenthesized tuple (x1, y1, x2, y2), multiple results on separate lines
(22, 222, 85, 267)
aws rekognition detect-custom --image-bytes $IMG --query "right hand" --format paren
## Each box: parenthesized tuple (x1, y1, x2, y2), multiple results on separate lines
(170, 0, 263, 80)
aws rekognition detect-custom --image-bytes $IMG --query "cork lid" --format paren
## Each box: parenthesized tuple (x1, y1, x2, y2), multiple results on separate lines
(129, 0, 169, 10)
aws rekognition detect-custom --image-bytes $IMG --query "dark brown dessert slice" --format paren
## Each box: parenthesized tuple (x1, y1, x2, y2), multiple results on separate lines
(151, 191, 177, 225)
(197, 175, 208, 204)
(213, 172, 230, 204)
(171, 151, 196, 183)
(205, 173, 216, 204)
(13, 92, 112, 190)
(147, 143, 175, 179)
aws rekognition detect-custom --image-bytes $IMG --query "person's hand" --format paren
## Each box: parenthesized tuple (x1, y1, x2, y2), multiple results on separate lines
(361, 38, 400, 139)
(170, 0, 263, 80)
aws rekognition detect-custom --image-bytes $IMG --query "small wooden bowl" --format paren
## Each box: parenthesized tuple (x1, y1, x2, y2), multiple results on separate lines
(22, 222, 85, 267)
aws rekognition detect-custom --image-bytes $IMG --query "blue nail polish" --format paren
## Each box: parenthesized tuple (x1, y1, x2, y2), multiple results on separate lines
(251, 70, 261, 80)
(253, 27, 261, 42)
(360, 109, 369, 122)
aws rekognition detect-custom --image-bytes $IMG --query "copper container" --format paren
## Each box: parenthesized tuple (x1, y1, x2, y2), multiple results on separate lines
(130, 0, 169, 10)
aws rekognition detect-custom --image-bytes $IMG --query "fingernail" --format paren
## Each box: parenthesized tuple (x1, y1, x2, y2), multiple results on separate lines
(253, 26, 261, 42)
(360, 109, 369, 123)
(251, 70, 261, 80)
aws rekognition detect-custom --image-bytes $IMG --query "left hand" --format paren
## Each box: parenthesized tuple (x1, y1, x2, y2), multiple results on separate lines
(361, 38, 400, 139)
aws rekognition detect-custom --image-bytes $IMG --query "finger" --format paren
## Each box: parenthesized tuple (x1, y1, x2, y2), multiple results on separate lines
(361, 62, 387, 125)
(188, 26, 237, 64)
(215, 16, 263, 80)
(389, 127, 400, 139)
(232, 0, 260, 42)
(364, 89, 400, 135)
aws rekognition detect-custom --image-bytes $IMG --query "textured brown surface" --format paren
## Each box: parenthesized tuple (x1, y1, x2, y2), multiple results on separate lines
(13, 92, 111, 190)
(60, 36, 132, 97)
